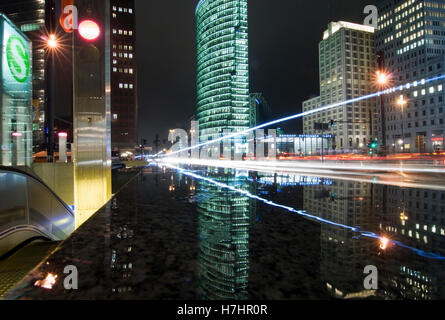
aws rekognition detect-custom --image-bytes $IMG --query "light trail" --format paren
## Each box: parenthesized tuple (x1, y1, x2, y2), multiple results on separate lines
(165, 74, 445, 157)
(162, 163, 445, 261)
(160, 158, 445, 190)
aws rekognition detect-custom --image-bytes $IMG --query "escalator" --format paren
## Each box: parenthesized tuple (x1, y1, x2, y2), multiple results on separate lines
(0, 166, 75, 298)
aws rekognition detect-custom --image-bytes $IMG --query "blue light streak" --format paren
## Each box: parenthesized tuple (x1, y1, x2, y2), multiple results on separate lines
(164, 163, 445, 261)
(165, 74, 445, 157)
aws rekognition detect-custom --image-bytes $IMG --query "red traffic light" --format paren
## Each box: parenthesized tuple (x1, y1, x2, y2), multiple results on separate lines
(78, 20, 101, 41)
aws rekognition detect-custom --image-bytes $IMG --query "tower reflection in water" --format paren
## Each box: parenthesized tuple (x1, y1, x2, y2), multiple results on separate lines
(196, 167, 255, 300)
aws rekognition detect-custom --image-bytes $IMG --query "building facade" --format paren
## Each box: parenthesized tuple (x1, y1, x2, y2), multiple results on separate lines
(303, 21, 377, 153)
(197, 168, 253, 299)
(376, 0, 445, 153)
(196, 0, 250, 144)
(110, 0, 137, 153)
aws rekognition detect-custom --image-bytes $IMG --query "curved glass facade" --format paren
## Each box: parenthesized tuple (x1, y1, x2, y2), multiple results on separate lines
(196, 0, 250, 143)
(197, 168, 254, 299)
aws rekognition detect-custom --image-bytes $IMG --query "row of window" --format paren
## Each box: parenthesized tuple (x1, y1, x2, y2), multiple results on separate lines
(113, 52, 134, 59)
(112, 6, 133, 14)
(118, 83, 134, 89)
(112, 67, 134, 74)
(112, 29, 134, 36)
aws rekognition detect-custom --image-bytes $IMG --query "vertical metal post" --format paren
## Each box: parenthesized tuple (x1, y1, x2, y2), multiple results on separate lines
(45, 0, 56, 162)
(377, 51, 386, 154)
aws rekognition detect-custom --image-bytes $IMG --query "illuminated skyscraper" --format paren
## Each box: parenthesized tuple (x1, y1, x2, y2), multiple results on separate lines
(195, 0, 250, 144)
(197, 168, 253, 299)
(110, 0, 137, 153)
(376, 0, 445, 153)
(303, 21, 377, 152)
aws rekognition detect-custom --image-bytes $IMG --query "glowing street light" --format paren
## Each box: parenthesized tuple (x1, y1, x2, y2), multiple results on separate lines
(397, 95, 407, 109)
(379, 237, 390, 250)
(400, 212, 409, 221)
(47, 34, 58, 49)
(376, 71, 389, 86)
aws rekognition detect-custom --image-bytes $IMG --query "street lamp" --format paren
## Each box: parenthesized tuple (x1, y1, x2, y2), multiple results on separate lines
(43, 33, 60, 162)
(376, 71, 389, 86)
(397, 95, 407, 152)
(47, 34, 58, 49)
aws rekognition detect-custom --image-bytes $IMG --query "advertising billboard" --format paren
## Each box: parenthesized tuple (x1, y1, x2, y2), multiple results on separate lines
(0, 14, 32, 167)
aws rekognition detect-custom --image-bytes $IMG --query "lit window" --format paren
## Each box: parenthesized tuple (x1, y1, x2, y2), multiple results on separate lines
(129, 8, 133, 14)
(119, 83, 123, 88)
(113, 114, 118, 120)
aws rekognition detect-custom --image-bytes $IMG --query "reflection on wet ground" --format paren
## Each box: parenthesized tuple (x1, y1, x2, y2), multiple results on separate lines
(5, 165, 445, 300)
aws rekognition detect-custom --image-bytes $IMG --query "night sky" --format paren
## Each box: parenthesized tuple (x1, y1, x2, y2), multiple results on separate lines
(135, 0, 374, 147)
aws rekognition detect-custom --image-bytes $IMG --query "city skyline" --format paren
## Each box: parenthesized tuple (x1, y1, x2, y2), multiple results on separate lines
(1, 0, 445, 308)
(135, 0, 372, 144)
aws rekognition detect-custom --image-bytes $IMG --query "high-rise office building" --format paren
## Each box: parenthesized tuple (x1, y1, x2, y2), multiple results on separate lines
(0, 0, 50, 152)
(197, 169, 253, 299)
(303, 21, 377, 152)
(110, 0, 137, 153)
(196, 0, 250, 144)
(304, 180, 379, 298)
(376, 185, 445, 299)
(375, 0, 445, 153)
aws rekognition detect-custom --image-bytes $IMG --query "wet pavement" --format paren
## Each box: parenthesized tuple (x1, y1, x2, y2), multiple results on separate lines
(4, 165, 445, 300)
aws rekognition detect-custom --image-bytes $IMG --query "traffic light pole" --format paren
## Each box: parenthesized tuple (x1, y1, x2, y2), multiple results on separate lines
(377, 52, 387, 155)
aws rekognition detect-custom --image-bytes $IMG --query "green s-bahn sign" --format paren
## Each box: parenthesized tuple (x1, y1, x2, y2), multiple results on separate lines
(6, 35, 30, 83)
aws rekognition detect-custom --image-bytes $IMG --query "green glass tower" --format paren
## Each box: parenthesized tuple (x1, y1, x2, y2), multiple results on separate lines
(197, 168, 253, 299)
(196, 0, 250, 144)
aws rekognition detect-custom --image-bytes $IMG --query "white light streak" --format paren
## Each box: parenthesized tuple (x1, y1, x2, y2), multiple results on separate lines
(165, 74, 445, 157)
(162, 163, 445, 260)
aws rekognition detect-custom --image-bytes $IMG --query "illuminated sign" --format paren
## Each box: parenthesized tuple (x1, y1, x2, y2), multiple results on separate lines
(6, 36, 29, 83)
(60, 1, 78, 33)
(299, 177, 333, 186)
(0, 15, 32, 167)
